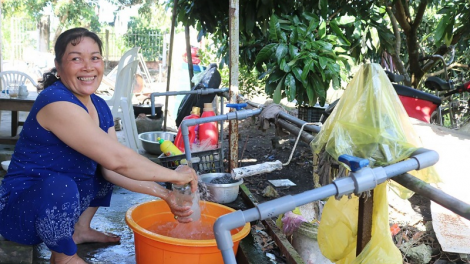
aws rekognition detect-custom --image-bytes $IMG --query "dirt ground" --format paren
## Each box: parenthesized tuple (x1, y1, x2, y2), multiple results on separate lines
(221, 115, 467, 264)
(221, 116, 315, 202)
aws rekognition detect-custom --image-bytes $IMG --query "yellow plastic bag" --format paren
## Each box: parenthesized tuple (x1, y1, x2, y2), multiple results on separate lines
(318, 183, 401, 264)
(311, 63, 440, 197)
(311, 64, 440, 263)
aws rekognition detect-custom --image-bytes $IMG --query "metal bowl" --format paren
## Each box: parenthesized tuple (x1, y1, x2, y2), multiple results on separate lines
(138, 131, 177, 155)
(199, 173, 243, 204)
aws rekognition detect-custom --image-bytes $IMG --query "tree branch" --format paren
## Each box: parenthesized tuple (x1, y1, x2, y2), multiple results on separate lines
(386, 6, 401, 55)
(425, 63, 469, 77)
(385, 5, 409, 84)
(412, 0, 428, 32)
(393, 0, 411, 32)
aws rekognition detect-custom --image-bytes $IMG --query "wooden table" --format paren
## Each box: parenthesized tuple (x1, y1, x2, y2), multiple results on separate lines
(0, 92, 38, 145)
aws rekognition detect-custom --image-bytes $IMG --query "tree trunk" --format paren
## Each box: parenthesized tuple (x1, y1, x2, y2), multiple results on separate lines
(405, 30, 423, 87)
(53, 14, 69, 44)
(38, 15, 50, 53)
(393, 0, 428, 88)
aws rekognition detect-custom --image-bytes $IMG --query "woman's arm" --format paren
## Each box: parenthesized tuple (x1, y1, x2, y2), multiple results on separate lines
(37, 101, 198, 191)
(101, 166, 194, 220)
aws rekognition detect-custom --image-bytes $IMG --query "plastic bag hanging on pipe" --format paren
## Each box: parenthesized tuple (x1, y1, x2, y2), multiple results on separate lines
(310, 63, 440, 198)
(318, 183, 402, 264)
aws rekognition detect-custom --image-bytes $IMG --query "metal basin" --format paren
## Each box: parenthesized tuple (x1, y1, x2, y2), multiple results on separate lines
(133, 103, 163, 119)
(138, 131, 176, 155)
(199, 173, 243, 204)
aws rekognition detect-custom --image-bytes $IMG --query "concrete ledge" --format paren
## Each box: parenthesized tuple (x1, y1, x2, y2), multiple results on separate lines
(0, 235, 33, 264)
(0, 144, 14, 162)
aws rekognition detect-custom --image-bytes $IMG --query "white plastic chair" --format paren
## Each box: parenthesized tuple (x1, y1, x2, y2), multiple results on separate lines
(0, 71, 39, 136)
(103, 47, 140, 106)
(0, 70, 38, 93)
(111, 60, 141, 152)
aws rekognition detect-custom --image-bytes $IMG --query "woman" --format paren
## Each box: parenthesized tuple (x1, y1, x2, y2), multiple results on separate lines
(0, 28, 198, 264)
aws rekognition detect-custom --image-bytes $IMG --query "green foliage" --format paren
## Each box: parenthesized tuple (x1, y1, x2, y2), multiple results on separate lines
(124, 17, 164, 61)
(197, 38, 266, 98)
(434, 0, 470, 47)
(165, 0, 391, 105)
(1, 0, 101, 31)
(255, 12, 351, 106)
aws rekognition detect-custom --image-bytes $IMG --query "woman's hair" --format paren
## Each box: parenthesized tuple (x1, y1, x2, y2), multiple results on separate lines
(39, 28, 103, 90)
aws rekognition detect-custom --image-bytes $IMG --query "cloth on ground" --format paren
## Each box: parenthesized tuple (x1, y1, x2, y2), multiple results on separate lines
(257, 104, 287, 131)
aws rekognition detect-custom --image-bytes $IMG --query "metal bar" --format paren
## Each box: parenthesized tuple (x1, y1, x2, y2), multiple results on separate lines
(149, 88, 229, 116)
(393, 173, 470, 220)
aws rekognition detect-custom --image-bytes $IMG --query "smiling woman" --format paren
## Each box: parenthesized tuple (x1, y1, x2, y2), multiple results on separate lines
(0, 27, 199, 264)
(54, 37, 104, 100)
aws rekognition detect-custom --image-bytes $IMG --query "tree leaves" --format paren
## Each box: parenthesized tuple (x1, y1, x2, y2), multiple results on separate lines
(284, 73, 296, 101)
(269, 15, 280, 41)
(255, 43, 277, 65)
(434, 13, 455, 46)
(252, 10, 352, 106)
(275, 44, 288, 64)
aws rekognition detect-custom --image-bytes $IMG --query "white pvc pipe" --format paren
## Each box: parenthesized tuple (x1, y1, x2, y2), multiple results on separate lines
(231, 160, 283, 180)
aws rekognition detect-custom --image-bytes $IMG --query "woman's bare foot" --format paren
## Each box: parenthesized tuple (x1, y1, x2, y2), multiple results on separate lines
(72, 226, 121, 245)
(50, 252, 87, 264)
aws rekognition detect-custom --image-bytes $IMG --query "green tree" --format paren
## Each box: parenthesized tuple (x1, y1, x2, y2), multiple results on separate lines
(166, 0, 470, 102)
(124, 17, 164, 61)
(2, 0, 101, 43)
(383, 0, 470, 87)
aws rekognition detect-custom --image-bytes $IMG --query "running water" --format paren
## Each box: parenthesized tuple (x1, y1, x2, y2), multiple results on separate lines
(198, 181, 211, 201)
(147, 220, 215, 240)
(146, 202, 212, 240)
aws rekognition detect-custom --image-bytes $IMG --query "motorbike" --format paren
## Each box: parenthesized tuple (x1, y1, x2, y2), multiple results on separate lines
(424, 75, 470, 128)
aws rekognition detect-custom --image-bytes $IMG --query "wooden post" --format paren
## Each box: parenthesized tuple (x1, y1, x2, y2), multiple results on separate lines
(105, 29, 109, 70)
(0, 7, 3, 74)
(228, 0, 240, 171)
(356, 191, 374, 255)
(185, 25, 193, 88)
(164, 0, 178, 131)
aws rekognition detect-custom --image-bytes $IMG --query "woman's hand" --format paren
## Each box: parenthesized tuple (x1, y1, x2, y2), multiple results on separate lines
(164, 191, 194, 223)
(173, 165, 198, 192)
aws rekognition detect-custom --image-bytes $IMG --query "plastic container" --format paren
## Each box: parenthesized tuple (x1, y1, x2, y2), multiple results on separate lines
(125, 200, 250, 264)
(199, 103, 218, 149)
(157, 137, 183, 156)
(172, 183, 201, 221)
(174, 107, 201, 152)
(158, 148, 223, 174)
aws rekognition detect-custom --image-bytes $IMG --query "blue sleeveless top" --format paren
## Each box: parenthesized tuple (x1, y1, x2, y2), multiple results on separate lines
(0, 81, 114, 203)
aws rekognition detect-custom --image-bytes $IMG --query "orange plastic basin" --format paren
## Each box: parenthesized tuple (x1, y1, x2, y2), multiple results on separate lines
(125, 200, 250, 264)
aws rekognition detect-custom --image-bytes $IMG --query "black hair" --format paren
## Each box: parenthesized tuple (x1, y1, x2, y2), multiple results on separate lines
(39, 28, 103, 90)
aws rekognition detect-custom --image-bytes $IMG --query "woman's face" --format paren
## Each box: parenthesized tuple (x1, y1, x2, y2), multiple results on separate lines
(55, 37, 104, 98)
